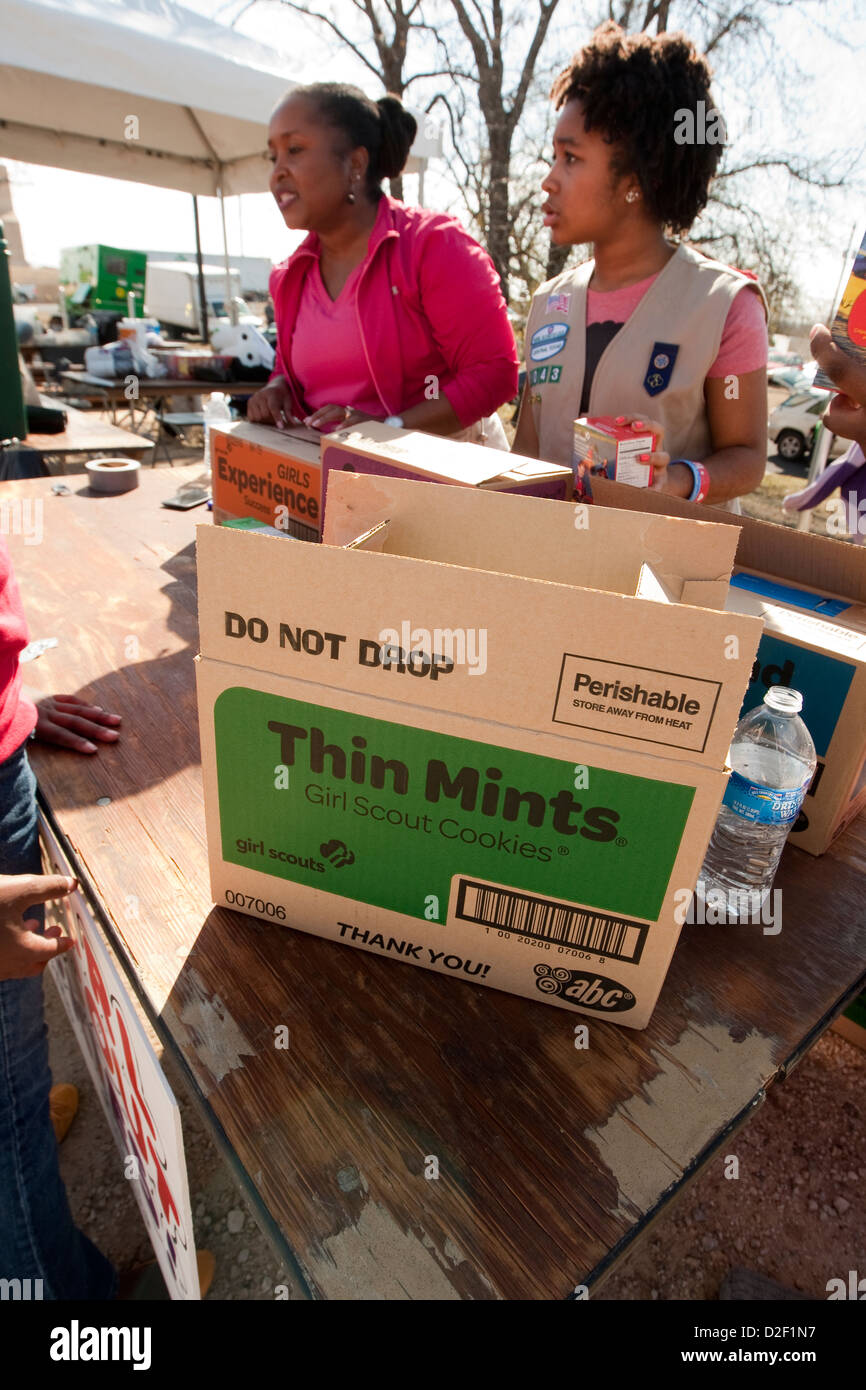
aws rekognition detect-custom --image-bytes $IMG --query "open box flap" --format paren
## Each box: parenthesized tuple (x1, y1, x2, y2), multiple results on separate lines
(322, 470, 740, 599)
(324, 420, 567, 488)
(590, 475, 866, 606)
(196, 513, 762, 770)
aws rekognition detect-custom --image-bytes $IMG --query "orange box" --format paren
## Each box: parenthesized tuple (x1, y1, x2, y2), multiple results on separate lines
(210, 420, 572, 542)
(211, 425, 321, 541)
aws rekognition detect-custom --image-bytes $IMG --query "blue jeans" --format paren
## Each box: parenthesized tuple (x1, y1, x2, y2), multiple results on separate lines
(0, 742, 117, 1299)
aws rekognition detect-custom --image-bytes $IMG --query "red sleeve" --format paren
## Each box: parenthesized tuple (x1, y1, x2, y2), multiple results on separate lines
(0, 540, 37, 762)
(414, 222, 519, 426)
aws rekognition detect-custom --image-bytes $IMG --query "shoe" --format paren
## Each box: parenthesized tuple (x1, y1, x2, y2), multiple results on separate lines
(49, 1083, 79, 1144)
(196, 1249, 216, 1298)
(117, 1249, 216, 1300)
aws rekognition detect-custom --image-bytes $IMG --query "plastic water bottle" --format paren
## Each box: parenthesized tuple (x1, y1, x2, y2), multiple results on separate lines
(698, 687, 816, 919)
(203, 392, 232, 477)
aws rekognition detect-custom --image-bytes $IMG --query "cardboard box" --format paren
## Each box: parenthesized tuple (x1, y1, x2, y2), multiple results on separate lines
(151, 350, 234, 382)
(589, 477, 866, 854)
(195, 474, 763, 1028)
(210, 419, 572, 541)
(814, 221, 866, 390)
(572, 416, 658, 489)
(832, 989, 866, 1051)
(211, 422, 322, 540)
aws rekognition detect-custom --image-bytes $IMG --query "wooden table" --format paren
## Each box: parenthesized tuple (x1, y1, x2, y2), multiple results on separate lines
(6, 466, 865, 1300)
(59, 371, 261, 434)
(13, 397, 154, 472)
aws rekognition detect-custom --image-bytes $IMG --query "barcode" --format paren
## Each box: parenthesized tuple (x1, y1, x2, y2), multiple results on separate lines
(282, 516, 318, 542)
(455, 879, 647, 964)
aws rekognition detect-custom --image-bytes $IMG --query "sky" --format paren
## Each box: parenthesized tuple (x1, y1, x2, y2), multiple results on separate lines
(5, 0, 864, 320)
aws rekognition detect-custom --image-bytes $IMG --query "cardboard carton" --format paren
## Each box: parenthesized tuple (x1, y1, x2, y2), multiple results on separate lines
(814, 221, 866, 390)
(832, 989, 866, 1051)
(195, 474, 763, 1028)
(572, 416, 658, 488)
(589, 477, 866, 854)
(210, 422, 322, 540)
(210, 419, 571, 540)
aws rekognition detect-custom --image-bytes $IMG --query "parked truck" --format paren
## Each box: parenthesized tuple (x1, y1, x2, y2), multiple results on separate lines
(144, 261, 261, 337)
(60, 243, 148, 336)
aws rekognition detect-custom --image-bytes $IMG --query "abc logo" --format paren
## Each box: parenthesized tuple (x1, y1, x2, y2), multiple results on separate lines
(534, 963, 634, 1012)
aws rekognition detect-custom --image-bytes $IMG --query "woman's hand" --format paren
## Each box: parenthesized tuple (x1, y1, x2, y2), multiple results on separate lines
(32, 694, 121, 755)
(0, 873, 76, 980)
(247, 376, 302, 430)
(303, 405, 374, 433)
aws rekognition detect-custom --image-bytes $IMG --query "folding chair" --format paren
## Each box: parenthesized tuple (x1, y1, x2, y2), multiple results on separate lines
(153, 411, 206, 465)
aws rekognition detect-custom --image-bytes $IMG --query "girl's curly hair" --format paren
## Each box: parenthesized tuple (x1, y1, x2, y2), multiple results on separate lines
(550, 21, 722, 235)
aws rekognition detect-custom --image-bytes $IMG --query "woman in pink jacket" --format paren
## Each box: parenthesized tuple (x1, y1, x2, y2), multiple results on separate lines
(248, 83, 518, 444)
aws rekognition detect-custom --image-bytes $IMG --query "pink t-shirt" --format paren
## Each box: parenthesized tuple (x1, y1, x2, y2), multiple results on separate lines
(585, 271, 767, 376)
(290, 261, 385, 421)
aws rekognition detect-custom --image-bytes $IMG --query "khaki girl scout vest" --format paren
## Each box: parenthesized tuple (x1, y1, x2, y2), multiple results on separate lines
(524, 243, 767, 510)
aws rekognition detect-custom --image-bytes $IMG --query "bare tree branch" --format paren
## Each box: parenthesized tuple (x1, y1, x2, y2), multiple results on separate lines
(276, 1, 384, 82)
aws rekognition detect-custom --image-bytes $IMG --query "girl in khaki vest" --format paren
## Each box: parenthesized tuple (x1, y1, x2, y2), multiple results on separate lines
(513, 23, 768, 510)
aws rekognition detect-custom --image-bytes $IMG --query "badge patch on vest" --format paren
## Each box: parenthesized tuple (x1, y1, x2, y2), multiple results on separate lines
(546, 291, 571, 315)
(643, 342, 679, 396)
(530, 322, 569, 362)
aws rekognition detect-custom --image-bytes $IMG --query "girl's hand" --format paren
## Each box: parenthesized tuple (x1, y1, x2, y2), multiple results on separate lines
(33, 694, 121, 754)
(0, 873, 76, 980)
(811, 323, 866, 450)
(615, 414, 691, 498)
(303, 405, 373, 433)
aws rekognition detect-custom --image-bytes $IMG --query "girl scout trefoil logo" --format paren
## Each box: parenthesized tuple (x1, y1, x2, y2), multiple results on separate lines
(644, 341, 679, 395)
(530, 322, 570, 362)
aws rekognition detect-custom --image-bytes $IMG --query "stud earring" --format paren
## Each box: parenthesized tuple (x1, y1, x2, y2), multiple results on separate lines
(347, 189, 356, 204)
(626, 190, 639, 204)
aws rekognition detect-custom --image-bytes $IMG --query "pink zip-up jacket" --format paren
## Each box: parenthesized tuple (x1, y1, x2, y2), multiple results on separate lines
(269, 195, 518, 427)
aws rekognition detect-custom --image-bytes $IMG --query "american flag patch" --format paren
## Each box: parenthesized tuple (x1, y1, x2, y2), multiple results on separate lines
(546, 291, 571, 314)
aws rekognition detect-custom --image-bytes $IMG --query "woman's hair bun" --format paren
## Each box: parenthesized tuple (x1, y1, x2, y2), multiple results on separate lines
(376, 95, 417, 179)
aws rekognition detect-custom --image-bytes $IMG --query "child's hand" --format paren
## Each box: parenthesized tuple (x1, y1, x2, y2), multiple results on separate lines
(0, 873, 76, 980)
(32, 693, 121, 754)
(811, 324, 866, 450)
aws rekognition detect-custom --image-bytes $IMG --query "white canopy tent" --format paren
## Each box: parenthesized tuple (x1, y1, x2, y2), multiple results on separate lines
(1, 0, 295, 198)
(0, 0, 442, 332)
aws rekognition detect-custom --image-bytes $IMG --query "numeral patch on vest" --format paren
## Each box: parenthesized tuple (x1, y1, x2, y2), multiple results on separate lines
(530, 364, 563, 385)
(643, 341, 679, 395)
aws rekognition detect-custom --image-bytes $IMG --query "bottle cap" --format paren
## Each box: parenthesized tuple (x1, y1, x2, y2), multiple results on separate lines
(763, 686, 803, 714)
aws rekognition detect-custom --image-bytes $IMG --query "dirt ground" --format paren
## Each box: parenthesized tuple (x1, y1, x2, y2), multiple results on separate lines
(40, 390, 865, 1301)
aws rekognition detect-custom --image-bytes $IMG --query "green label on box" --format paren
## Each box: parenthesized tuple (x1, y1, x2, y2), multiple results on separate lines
(214, 688, 695, 922)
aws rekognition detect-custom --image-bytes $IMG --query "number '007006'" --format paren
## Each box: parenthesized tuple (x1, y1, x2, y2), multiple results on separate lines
(225, 890, 286, 919)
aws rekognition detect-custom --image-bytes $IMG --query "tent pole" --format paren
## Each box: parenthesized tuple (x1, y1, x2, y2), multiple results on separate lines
(217, 184, 237, 326)
(192, 195, 210, 345)
(0, 221, 27, 443)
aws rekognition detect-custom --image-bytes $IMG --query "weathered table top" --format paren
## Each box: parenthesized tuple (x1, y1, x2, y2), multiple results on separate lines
(20, 397, 154, 462)
(6, 467, 865, 1300)
(59, 371, 262, 400)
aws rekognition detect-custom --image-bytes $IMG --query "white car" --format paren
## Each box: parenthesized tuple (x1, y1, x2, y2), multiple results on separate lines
(768, 387, 846, 462)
